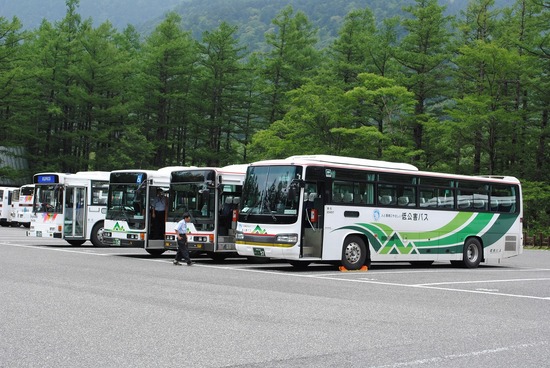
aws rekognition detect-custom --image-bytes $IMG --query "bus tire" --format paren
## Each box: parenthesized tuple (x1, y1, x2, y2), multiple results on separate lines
(67, 240, 85, 246)
(91, 221, 106, 247)
(461, 238, 482, 269)
(341, 235, 367, 271)
(146, 249, 165, 256)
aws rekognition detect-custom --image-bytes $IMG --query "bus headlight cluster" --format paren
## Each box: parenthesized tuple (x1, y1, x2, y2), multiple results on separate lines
(235, 232, 244, 240)
(276, 234, 298, 243)
(165, 235, 176, 241)
(103, 231, 112, 237)
(194, 236, 208, 242)
(127, 234, 139, 240)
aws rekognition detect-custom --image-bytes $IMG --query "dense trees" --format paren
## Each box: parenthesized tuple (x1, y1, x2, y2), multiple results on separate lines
(0, 0, 548, 232)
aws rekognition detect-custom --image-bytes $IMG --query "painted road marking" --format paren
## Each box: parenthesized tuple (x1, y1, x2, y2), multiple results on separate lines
(2, 242, 550, 300)
(368, 341, 548, 367)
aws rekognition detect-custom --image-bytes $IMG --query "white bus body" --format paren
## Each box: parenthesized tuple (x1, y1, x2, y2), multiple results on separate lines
(164, 164, 248, 261)
(26, 172, 110, 246)
(236, 155, 523, 270)
(102, 167, 188, 255)
(0, 186, 16, 227)
(10, 184, 35, 227)
(9, 187, 20, 226)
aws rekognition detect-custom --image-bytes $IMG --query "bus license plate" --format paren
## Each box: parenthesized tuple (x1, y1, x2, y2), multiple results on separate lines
(196, 244, 203, 249)
(253, 248, 265, 257)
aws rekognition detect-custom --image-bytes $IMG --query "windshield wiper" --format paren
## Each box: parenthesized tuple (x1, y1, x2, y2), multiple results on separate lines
(262, 195, 277, 222)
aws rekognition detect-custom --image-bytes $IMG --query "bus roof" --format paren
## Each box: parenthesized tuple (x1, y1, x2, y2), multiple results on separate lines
(220, 164, 250, 175)
(251, 155, 419, 172)
(248, 156, 520, 185)
(34, 171, 110, 183)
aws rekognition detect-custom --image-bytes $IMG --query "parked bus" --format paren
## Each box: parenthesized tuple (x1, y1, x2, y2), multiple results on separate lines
(164, 164, 248, 261)
(9, 187, 20, 227)
(0, 186, 16, 227)
(26, 172, 110, 246)
(102, 167, 187, 255)
(235, 155, 523, 270)
(9, 184, 35, 227)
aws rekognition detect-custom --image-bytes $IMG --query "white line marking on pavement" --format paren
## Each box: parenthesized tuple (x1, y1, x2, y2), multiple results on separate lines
(368, 341, 548, 367)
(415, 278, 550, 286)
(3, 242, 549, 300)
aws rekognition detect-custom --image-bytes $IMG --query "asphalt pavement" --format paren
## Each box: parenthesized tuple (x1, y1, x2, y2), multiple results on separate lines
(1, 226, 549, 368)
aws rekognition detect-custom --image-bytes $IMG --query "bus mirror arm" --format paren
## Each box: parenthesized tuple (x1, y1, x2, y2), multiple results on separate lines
(290, 179, 305, 189)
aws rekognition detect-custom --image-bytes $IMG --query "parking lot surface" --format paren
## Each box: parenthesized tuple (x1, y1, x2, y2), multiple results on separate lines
(1, 226, 549, 367)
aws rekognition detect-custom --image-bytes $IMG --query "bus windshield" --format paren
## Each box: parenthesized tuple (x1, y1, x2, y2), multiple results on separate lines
(21, 186, 34, 196)
(106, 183, 147, 230)
(34, 185, 64, 214)
(169, 182, 215, 230)
(240, 165, 302, 222)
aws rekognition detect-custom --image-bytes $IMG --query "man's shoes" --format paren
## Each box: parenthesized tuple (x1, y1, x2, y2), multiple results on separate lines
(173, 260, 182, 266)
(187, 261, 194, 266)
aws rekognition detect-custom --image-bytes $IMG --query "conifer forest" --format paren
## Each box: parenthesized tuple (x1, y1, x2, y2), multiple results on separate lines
(0, 0, 549, 232)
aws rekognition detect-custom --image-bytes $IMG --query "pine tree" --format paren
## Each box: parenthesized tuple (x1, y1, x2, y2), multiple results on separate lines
(195, 22, 247, 166)
(394, 0, 453, 164)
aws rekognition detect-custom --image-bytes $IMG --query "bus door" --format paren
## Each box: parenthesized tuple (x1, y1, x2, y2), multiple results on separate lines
(302, 182, 323, 258)
(147, 186, 166, 248)
(64, 186, 86, 238)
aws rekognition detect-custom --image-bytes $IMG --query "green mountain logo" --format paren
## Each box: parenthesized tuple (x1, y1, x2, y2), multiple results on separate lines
(252, 225, 267, 234)
(113, 222, 126, 231)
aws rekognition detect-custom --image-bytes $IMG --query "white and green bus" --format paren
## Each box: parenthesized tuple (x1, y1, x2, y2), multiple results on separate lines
(164, 164, 249, 261)
(235, 155, 523, 270)
(26, 172, 110, 246)
(102, 167, 187, 255)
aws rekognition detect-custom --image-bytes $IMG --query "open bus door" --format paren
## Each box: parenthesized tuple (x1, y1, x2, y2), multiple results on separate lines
(147, 185, 167, 250)
(302, 182, 323, 258)
(64, 186, 86, 244)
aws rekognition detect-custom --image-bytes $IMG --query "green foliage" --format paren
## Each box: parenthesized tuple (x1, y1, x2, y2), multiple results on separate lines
(522, 181, 550, 234)
(0, 0, 548, 231)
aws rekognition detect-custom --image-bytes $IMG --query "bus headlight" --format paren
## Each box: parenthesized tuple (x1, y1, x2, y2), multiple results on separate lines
(276, 234, 298, 243)
(235, 232, 244, 240)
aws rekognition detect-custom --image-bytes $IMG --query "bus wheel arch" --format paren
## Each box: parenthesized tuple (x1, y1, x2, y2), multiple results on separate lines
(90, 221, 106, 247)
(341, 234, 369, 270)
(460, 236, 483, 269)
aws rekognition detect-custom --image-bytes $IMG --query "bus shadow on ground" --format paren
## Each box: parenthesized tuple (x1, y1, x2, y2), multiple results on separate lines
(251, 261, 513, 273)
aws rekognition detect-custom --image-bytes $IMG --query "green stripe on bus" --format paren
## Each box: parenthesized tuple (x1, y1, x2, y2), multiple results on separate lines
(338, 212, 519, 256)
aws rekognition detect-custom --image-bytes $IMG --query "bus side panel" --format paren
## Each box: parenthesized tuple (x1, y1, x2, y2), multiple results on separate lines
(324, 206, 508, 263)
(480, 214, 523, 262)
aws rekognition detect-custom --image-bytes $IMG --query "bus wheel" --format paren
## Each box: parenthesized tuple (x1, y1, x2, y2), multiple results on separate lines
(341, 235, 367, 271)
(146, 249, 165, 256)
(289, 261, 310, 269)
(91, 221, 106, 247)
(461, 238, 482, 269)
(67, 240, 85, 246)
